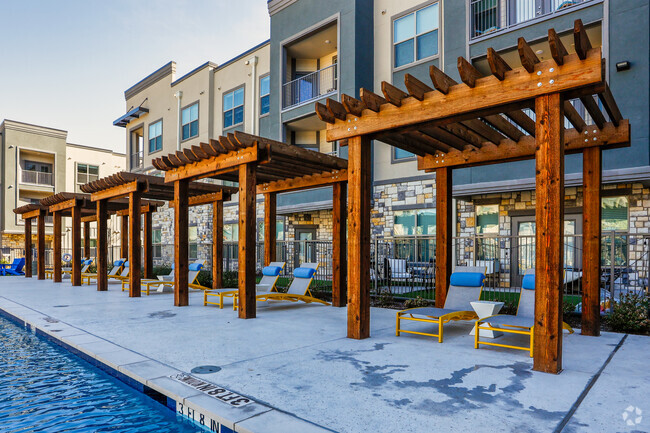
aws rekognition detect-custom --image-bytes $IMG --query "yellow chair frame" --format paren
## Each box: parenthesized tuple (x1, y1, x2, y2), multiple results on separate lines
(396, 309, 479, 343)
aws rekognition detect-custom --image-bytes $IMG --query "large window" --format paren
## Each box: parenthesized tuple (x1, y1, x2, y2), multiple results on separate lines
(76, 163, 99, 192)
(224, 223, 239, 241)
(152, 229, 162, 259)
(257, 218, 286, 242)
(393, 3, 439, 68)
(476, 204, 499, 260)
(393, 148, 415, 161)
(148, 120, 162, 153)
(224, 87, 244, 129)
(394, 209, 436, 236)
(181, 103, 199, 140)
(189, 226, 198, 260)
(260, 76, 270, 116)
(602, 197, 628, 231)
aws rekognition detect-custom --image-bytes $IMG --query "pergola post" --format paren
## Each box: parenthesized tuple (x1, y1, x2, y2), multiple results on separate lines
(36, 210, 46, 280)
(332, 181, 347, 307)
(53, 211, 62, 282)
(143, 210, 153, 280)
(534, 92, 565, 374)
(435, 167, 453, 308)
(347, 136, 371, 339)
(128, 191, 141, 297)
(71, 204, 82, 286)
(212, 200, 223, 290)
(83, 221, 91, 259)
(120, 214, 129, 259)
(263, 192, 276, 266)
(96, 200, 108, 291)
(582, 147, 602, 336)
(24, 217, 32, 278)
(238, 163, 257, 319)
(174, 180, 189, 306)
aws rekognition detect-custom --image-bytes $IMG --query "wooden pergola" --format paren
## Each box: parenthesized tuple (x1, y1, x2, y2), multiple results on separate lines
(151, 131, 348, 317)
(317, 20, 629, 373)
(80, 172, 236, 301)
(13, 203, 50, 279)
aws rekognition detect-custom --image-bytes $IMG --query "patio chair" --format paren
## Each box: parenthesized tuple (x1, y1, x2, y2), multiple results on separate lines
(156, 265, 174, 282)
(124, 260, 206, 295)
(81, 258, 125, 285)
(386, 258, 411, 280)
(109, 261, 130, 282)
(396, 266, 486, 343)
(0, 258, 26, 276)
(204, 261, 286, 309)
(474, 270, 574, 357)
(233, 262, 330, 309)
(47, 258, 92, 279)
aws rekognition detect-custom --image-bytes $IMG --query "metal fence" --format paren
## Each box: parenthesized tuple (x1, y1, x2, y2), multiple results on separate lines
(282, 64, 337, 109)
(21, 170, 54, 186)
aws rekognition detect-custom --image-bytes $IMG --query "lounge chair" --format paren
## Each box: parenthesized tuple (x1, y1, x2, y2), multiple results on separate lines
(123, 260, 206, 295)
(81, 258, 125, 285)
(233, 262, 330, 309)
(0, 258, 26, 276)
(109, 261, 130, 282)
(396, 266, 486, 343)
(474, 270, 574, 357)
(156, 265, 174, 282)
(204, 262, 286, 309)
(386, 258, 411, 280)
(46, 258, 92, 279)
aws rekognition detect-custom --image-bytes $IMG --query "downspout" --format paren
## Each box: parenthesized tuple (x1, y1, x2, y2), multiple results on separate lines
(247, 56, 258, 135)
(174, 91, 183, 151)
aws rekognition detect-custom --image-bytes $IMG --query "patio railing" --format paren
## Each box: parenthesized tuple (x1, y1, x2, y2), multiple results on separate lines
(282, 64, 337, 109)
(21, 170, 54, 186)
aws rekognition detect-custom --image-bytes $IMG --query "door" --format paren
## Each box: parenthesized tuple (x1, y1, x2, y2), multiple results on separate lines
(294, 227, 317, 268)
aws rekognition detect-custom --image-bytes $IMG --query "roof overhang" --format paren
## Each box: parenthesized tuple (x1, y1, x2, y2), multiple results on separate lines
(113, 106, 150, 128)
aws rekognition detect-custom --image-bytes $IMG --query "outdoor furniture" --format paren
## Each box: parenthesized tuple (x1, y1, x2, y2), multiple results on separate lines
(81, 259, 125, 285)
(0, 258, 26, 276)
(233, 262, 330, 309)
(396, 266, 486, 343)
(385, 258, 411, 280)
(109, 261, 130, 282)
(469, 301, 503, 338)
(47, 258, 91, 279)
(474, 270, 574, 357)
(157, 265, 174, 282)
(204, 261, 286, 310)
(125, 260, 206, 295)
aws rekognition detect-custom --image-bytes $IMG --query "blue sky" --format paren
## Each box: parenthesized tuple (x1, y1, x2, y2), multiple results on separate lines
(0, 0, 270, 152)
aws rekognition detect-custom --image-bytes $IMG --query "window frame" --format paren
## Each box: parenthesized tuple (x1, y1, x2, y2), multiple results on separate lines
(391, 146, 417, 163)
(259, 74, 271, 117)
(75, 162, 99, 192)
(391, 1, 441, 72)
(152, 228, 162, 259)
(147, 118, 163, 155)
(393, 208, 436, 236)
(180, 101, 200, 142)
(223, 85, 245, 130)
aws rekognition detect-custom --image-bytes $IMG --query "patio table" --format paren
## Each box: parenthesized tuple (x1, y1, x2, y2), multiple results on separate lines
(470, 300, 504, 338)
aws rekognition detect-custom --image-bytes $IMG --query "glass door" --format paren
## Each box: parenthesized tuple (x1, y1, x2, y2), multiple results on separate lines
(294, 227, 317, 267)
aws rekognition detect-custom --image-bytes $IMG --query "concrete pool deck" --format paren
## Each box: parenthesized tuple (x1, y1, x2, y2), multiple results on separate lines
(0, 277, 648, 433)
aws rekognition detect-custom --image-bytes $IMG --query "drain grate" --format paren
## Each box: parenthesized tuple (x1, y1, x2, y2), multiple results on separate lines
(191, 365, 222, 374)
(53, 305, 69, 308)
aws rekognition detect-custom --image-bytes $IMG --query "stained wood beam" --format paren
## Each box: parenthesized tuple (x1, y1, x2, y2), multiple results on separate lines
(405, 131, 453, 154)
(429, 65, 456, 94)
(483, 114, 526, 141)
(315, 102, 335, 124)
(163, 145, 259, 183)
(360, 88, 386, 112)
(143, 211, 153, 279)
(24, 218, 32, 278)
(96, 200, 108, 292)
(573, 19, 592, 60)
(582, 146, 601, 336)
(53, 211, 62, 283)
(128, 191, 142, 297)
(174, 180, 189, 306)
(342, 94, 366, 117)
(548, 28, 569, 65)
(505, 110, 536, 136)
(457, 57, 482, 88)
(461, 119, 508, 145)
(598, 83, 623, 127)
(83, 221, 91, 260)
(37, 210, 46, 280)
(564, 101, 587, 132)
(518, 37, 540, 73)
(444, 123, 493, 148)
(580, 95, 607, 129)
(212, 200, 223, 290)
(332, 182, 347, 307)
(487, 47, 512, 81)
(264, 193, 276, 267)
(120, 215, 128, 259)
(327, 98, 347, 121)
(378, 134, 429, 156)
(421, 126, 475, 151)
(435, 167, 452, 309)
(238, 163, 257, 319)
(71, 204, 81, 286)
(381, 82, 408, 107)
(404, 74, 433, 101)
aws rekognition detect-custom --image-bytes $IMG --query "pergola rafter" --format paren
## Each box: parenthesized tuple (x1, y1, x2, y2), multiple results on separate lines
(152, 131, 349, 317)
(13, 203, 49, 280)
(321, 19, 630, 374)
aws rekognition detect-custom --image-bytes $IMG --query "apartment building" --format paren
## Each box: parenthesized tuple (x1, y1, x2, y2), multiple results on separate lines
(117, 0, 649, 275)
(0, 119, 126, 254)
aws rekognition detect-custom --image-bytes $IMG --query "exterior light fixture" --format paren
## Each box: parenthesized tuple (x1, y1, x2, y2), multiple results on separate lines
(616, 61, 631, 72)
(324, 39, 331, 44)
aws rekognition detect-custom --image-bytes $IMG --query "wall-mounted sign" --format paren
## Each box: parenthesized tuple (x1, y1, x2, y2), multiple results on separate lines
(170, 373, 254, 407)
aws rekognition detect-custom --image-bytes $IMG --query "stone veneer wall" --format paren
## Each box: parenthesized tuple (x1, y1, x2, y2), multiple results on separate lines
(371, 178, 436, 237)
(2, 233, 53, 250)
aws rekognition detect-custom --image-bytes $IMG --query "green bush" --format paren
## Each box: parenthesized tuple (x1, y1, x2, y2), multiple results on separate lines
(563, 300, 577, 315)
(500, 300, 519, 316)
(607, 293, 650, 334)
(404, 296, 431, 308)
(373, 288, 395, 308)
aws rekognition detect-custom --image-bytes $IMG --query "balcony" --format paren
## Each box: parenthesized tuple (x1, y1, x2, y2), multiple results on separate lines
(21, 170, 54, 187)
(470, 0, 593, 40)
(130, 151, 143, 170)
(282, 64, 337, 110)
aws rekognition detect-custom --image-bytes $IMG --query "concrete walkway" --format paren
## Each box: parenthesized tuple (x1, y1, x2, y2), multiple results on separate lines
(0, 277, 648, 433)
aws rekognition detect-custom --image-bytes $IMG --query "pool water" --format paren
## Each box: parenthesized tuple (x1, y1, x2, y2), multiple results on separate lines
(0, 316, 202, 433)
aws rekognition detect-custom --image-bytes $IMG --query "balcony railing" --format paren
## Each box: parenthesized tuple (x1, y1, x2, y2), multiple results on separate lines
(282, 64, 337, 109)
(470, 0, 592, 40)
(130, 151, 143, 170)
(21, 170, 54, 186)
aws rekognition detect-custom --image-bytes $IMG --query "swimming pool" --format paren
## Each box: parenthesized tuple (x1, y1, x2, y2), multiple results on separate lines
(0, 316, 203, 433)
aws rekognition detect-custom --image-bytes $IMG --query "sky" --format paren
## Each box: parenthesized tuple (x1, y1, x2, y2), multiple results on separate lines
(0, 0, 270, 153)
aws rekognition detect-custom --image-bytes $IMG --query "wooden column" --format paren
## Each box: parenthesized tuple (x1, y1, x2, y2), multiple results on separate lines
(36, 210, 46, 280)
(53, 211, 62, 283)
(212, 200, 223, 290)
(71, 204, 82, 286)
(534, 92, 565, 374)
(174, 180, 189, 306)
(347, 136, 371, 339)
(582, 147, 601, 336)
(263, 193, 277, 266)
(238, 163, 257, 319)
(128, 191, 141, 297)
(96, 200, 108, 292)
(143, 211, 153, 280)
(83, 221, 91, 259)
(332, 182, 347, 307)
(120, 215, 129, 259)
(24, 218, 32, 278)
(435, 167, 453, 309)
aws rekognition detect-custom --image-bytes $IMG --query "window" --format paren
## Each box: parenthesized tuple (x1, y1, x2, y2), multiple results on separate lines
(476, 204, 499, 260)
(257, 218, 286, 242)
(76, 163, 99, 192)
(181, 103, 199, 140)
(602, 197, 628, 231)
(260, 76, 270, 115)
(224, 223, 238, 241)
(394, 148, 415, 161)
(224, 87, 244, 128)
(394, 209, 436, 236)
(23, 160, 52, 173)
(152, 229, 162, 259)
(189, 226, 198, 260)
(148, 120, 162, 153)
(393, 3, 439, 68)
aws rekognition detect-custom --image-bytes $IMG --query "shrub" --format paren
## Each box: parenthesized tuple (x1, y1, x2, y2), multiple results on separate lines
(374, 288, 394, 308)
(606, 293, 650, 334)
(500, 300, 518, 316)
(404, 296, 431, 308)
(563, 300, 577, 315)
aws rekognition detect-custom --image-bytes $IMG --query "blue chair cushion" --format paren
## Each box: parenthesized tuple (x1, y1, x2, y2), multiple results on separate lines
(113, 259, 125, 267)
(293, 267, 316, 279)
(84, 259, 93, 265)
(189, 263, 203, 271)
(123, 261, 129, 267)
(450, 272, 485, 287)
(262, 266, 282, 277)
(522, 273, 535, 290)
